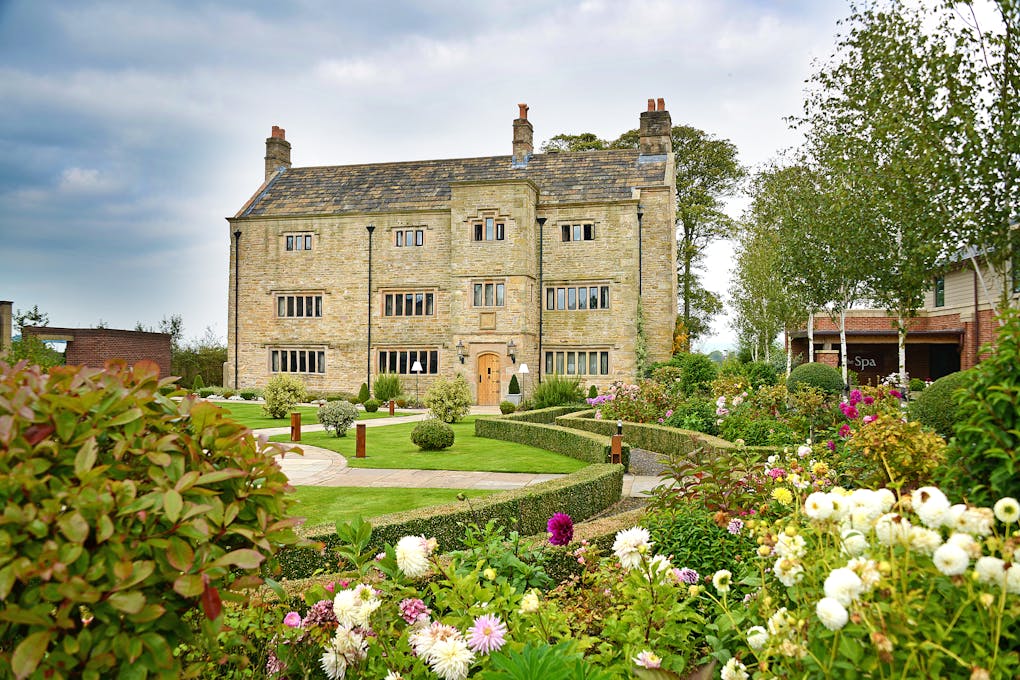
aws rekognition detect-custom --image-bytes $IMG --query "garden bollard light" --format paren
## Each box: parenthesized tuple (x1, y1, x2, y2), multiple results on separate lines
(611, 434, 622, 464)
(356, 423, 366, 458)
(290, 412, 301, 442)
(389, 399, 395, 416)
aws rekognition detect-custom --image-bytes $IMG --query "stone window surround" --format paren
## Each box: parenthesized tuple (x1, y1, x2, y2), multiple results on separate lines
(283, 231, 314, 251)
(545, 283, 611, 311)
(275, 293, 323, 318)
(393, 226, 427, 247)
(377, 347, 440, 375)
(269, 346, 327, 374)
(382, 289, 436, 317)
(559, 222, 596, 242)
(470, 210, 511, 242)
(472, 279, 506, 308)
(544, 348, 611, 376)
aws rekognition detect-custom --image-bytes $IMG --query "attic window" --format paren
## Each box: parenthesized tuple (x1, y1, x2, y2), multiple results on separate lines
(473, 217, 505, 242)
(285, 233, 313, 251)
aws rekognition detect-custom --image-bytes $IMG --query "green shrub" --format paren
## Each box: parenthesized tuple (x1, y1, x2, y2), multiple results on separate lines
(500, 405, 585, 424)
(263, 374, 307, 418)
(531, 374, 583, 409)
(192, 373, 205, 391)
(318, 400, 358, 437)
(508, 374, 521, 395)
(0, 361, 302, 678)
(199, 387, 218, 398)
(942, 308, 1020, 506)
(475, 416, 627, 466)
(363, 398, 380, 413)
(278, 464, 624, 577)
(911, 370, 972, 438)
(642, 502, 757, 578)
(678, 353, 718, 396)
(220, 389, 235, 399)
(499, 400, 517, 414)
(588, 385, 598, 399)
(373, 373, 402, 402)
(239, 388, 260, 401)
(787, 361, 844, 395)
(424, 374, 472, 423)
(745, 361, 779, 389)
(328, 391, 357, 403)
(410, 419, 455, 450)
(909, 377, 926, 393)
(662, 398, 719, 436)
(356, 382, 370, 404)
(719, 414, 798, 447)
(844, 414, 947, 490)
(158, 383, 178, 396)
(395, 397, 408, 408)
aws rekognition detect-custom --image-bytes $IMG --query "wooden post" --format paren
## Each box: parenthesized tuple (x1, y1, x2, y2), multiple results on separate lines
(388, 399, 395, 416)
(356, 423, 366, 458)
(290, 412, 301, 442)
(610, 434, 622, 464)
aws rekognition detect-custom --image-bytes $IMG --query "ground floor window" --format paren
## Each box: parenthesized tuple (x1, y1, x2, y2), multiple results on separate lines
(544, 349, 609, 376)
(271, 348, 325, 374)
(378, 349, 439, 375)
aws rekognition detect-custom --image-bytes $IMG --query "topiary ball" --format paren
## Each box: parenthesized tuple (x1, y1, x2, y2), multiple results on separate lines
(363, 398, 380, 413)
(411, 419, 455, 450)
(911, 370, 972, 439)
(786, 362, 844, 395)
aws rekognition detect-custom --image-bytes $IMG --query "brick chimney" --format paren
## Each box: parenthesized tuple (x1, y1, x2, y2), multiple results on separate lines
(0, 300, 11, 358)
(265, 125, 292, 180)
(512, 103, 533, 168)
(639, 98, 672, 156)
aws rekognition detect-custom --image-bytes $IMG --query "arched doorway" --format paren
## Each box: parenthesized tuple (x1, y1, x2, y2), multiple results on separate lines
(477, 353, 501, 406)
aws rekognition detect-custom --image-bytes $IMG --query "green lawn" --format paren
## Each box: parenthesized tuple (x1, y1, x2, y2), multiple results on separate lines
(216, 401, 410, 430)
(290, 486, 495, 529)
(272, 417, 587, 474)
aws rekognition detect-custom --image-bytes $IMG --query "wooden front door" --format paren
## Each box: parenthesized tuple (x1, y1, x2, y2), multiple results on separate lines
(477, 353, 501, 406)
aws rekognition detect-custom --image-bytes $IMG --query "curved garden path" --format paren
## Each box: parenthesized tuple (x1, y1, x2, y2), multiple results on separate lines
(254, 407, 659, 497)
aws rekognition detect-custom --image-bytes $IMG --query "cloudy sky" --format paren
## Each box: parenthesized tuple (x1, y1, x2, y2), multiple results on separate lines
(0, 0, 853, 349)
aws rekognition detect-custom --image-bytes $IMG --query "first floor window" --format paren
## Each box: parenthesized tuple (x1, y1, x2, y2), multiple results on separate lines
(377, 349, 439, 375)
(270, 348, 325, 374)
(473, 217, 505, 241)
(934, 276, 945, 307)
(277, 294, 322, 318)
(384, 291, 435, 316)
(473, 281, 505, 307)
(395, 229, 425, 247)
(544, 350, 609, 376)
(546, 285, 610, 311)
(560, 223, 595, 241)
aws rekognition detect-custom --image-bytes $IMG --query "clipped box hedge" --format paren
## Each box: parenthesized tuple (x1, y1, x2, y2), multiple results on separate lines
(555, 410, 780, 459)
(475, 416, 629, 466)
(275, 463, 624, 579)
(491, 404, 587, 424)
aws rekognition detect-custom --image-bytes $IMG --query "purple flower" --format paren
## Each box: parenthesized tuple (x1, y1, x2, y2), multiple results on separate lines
(674, 567, 700, 584)
(863, 395, 875, 405)
(838, 424, 851, 438)
(767, 467, 785, 480)
(283, 611, 302, 628)
(665, 410, 673, 418)
(302, 599, 338, 627)
(848, 389, 863, 406)
(826, 440, 836, 452)
(890, 389, 903, 399)
(863, 414, 876, 424)
(727, 519, 744, 535)
(399, 598, 431, 625)
(467, 614, 507, 654)
(547, 513, 574, 546)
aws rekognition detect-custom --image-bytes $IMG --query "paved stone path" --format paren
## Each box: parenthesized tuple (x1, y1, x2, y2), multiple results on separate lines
(256, 406, 660, 498)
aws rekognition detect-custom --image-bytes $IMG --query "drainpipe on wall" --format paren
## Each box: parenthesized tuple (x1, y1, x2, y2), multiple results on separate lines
(366, 225, 375, 389)
(537, 216, 546, 384)
(233, 230, 241, 389)
(636, 205, 643, 296)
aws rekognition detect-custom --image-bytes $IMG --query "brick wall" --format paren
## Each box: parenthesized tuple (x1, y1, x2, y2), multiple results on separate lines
(23, 327, 172, 376)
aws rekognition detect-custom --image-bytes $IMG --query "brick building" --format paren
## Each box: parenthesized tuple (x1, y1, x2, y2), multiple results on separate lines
(21, 326, 172, 376)
(789, 253, 1018, 384)
(226, 101, 678, 404)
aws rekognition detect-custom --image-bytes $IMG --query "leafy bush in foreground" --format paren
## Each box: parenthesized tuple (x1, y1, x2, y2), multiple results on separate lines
(0, 360, 302, 678)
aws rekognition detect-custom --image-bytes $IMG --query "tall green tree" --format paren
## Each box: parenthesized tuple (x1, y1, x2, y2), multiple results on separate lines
(797, 1, 969, 387)
(540, 124, 744, 347)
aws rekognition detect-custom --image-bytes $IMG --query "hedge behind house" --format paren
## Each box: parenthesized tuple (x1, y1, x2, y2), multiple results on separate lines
(275, 463, 624, 579)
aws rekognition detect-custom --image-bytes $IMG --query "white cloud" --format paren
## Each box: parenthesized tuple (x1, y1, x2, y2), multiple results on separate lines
(58, 167, 117, 193)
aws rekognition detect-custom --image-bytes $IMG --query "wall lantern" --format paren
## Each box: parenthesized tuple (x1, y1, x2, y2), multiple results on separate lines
(506, 339, 516, 363)
(456, 340, 465, 364)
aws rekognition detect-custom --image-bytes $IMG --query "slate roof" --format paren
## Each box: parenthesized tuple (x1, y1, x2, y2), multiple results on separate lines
(237, 150, 668, 218)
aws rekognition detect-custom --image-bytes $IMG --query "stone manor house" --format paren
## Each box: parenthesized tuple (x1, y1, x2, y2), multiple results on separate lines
(226, 100, 678, 405)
